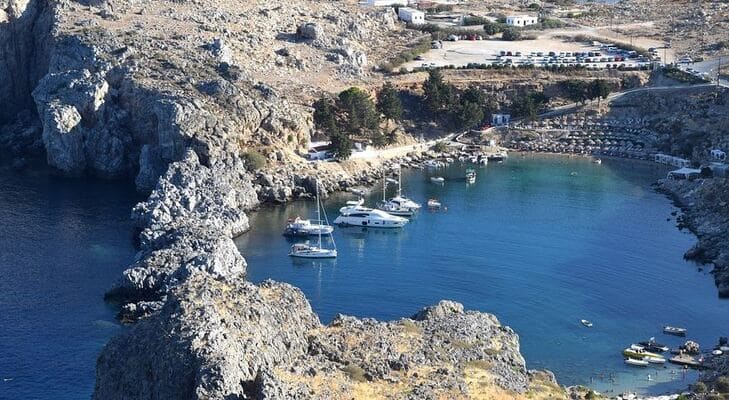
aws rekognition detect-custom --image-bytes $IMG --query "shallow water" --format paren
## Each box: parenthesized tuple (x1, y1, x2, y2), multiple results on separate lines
(0, 168, 140, 399)
(238, 154, 729, 395)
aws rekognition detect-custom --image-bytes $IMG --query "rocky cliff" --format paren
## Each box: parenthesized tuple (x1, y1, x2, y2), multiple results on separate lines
(0, 0, 405, 189)
(659, 178, 729, 298)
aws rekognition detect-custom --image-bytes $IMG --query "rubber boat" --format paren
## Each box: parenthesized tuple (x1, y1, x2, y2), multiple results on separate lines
(427, 199, 441, 209)
(430, 176, 445, 184)
(663, 326, 687, 336)
(580, 319, 593, 327)
(623, 348, 662, 359)
(625, 358, 649, 367)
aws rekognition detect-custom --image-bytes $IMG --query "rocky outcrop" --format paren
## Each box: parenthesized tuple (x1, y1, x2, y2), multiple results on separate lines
(659, 178, 729, 298)
(105, 150, 258, 307)
(96, 275, 533, 399)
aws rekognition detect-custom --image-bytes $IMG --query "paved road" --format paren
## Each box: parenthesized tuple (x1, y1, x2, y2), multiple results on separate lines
(684, 58, 729, 88)
(538, 83, 717, 118)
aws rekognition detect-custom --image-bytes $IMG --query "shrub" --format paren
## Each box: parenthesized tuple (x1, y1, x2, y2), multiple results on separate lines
(502, 27, 522, 41)
(342, 364, 368, 383)
(433, 141, 448, 153)
(241, 150, 267, 172)
(717, 376, 729, 393)
(462, 16, 489, 26)
(693, 381, 707, 393)
(540, 18, 565, 29)
(483, 21, 502, 35)
(585, 390, 597, 399)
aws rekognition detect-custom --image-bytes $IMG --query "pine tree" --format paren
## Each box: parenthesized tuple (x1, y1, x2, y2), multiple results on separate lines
(377, 82, 403, 121)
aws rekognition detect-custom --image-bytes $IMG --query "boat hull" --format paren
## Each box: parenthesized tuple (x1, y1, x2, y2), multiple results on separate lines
(289, 249, 338, 258)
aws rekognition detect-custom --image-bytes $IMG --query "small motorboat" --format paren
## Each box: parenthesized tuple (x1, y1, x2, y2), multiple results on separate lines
(625, 358, 649, 367)
(639, 338, 669, 353)
(427, 199, 441, 209)
(283, 217, 334, 237)
(712, 350, 723, 356)
(645, 356, 667, 364)
(465, 167, 476, 184)
(430, 176, 445, 184)
(663, 326, 687, 337)
(623, 348, 662, 359)
(592, 158, 602, 164)
(580, 319, 593, 328)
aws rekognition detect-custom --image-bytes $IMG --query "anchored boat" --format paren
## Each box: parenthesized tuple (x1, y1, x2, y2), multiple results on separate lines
(430, 176, 445, 184)
(580, 319, 593, 327)
(377, 167, 421, 217)
(625, 358, 649, 367)
(663, 326, 687, 336)
(289, 180, 337, 259)
(283, 216, 334, 237)
(638, 338, 669, 353)
(623, 348, 662, 359)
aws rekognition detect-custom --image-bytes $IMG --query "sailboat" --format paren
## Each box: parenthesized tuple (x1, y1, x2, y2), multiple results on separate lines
(289, 180, 337, 258)
(377, 166, 421, 217)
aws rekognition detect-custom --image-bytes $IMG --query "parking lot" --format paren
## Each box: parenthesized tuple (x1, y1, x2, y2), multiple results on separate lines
(403, 37, 655, 71)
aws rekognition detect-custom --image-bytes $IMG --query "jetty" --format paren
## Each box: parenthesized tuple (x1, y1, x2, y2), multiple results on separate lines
(668, 354, 703, 369)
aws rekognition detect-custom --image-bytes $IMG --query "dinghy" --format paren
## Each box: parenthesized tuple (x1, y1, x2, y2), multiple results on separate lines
(580, 319, 593, 327)
(625, 358, 649, 367)
(430, 176, 445, 184)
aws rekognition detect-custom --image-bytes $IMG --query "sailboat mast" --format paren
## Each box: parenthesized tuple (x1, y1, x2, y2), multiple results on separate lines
(398, 165, 402, 197)
(382, 173, 386, 202)
(316, 179, 322, 249)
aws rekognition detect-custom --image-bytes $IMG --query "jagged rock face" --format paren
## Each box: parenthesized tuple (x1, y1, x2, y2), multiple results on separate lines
(106, 150, 258, 305)
(96, 279, 530, 400)
(661, 178, 729, 298)
(96, 275, 321, 400)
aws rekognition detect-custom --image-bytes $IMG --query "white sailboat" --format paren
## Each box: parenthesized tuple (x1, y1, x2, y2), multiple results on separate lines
(289, 180, 337, 258)
(377, 167, 421, 217)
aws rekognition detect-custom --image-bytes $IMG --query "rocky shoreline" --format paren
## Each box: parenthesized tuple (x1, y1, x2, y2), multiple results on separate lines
(657, 178, 729, 298)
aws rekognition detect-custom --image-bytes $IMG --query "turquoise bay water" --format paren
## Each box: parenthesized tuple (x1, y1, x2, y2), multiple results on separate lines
(0, 168, 140, 399)
(238, 154, 729, 395)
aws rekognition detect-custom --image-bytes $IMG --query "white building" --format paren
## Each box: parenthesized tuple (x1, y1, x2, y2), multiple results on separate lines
(398, 7, 425, 24)
(492, 113, 511, 126)
(505, 15, 538, 27)
(366, 0, 408, 6)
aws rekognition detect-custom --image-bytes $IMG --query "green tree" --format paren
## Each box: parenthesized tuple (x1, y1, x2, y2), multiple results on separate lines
(502, 27, 522, 41)
(454, 101, 484, 130)
(312, 98, 340, 140)
(462, 86, 486, 106)
(336, 87, 380, 135)
(423, 69, 454, 116)
(377, 82, 403, 121)
(588, 79, 612, 106)
(561, 80, 590, 104)
(330, 131, 352, 160)
(692, 381, 707, 393)
(512, 91, 548, 121)
(483, 21, 501, 35)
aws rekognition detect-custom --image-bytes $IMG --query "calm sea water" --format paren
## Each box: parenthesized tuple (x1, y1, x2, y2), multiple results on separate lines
(238, 154, 729, 396)
(0, 168, 140, 399)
